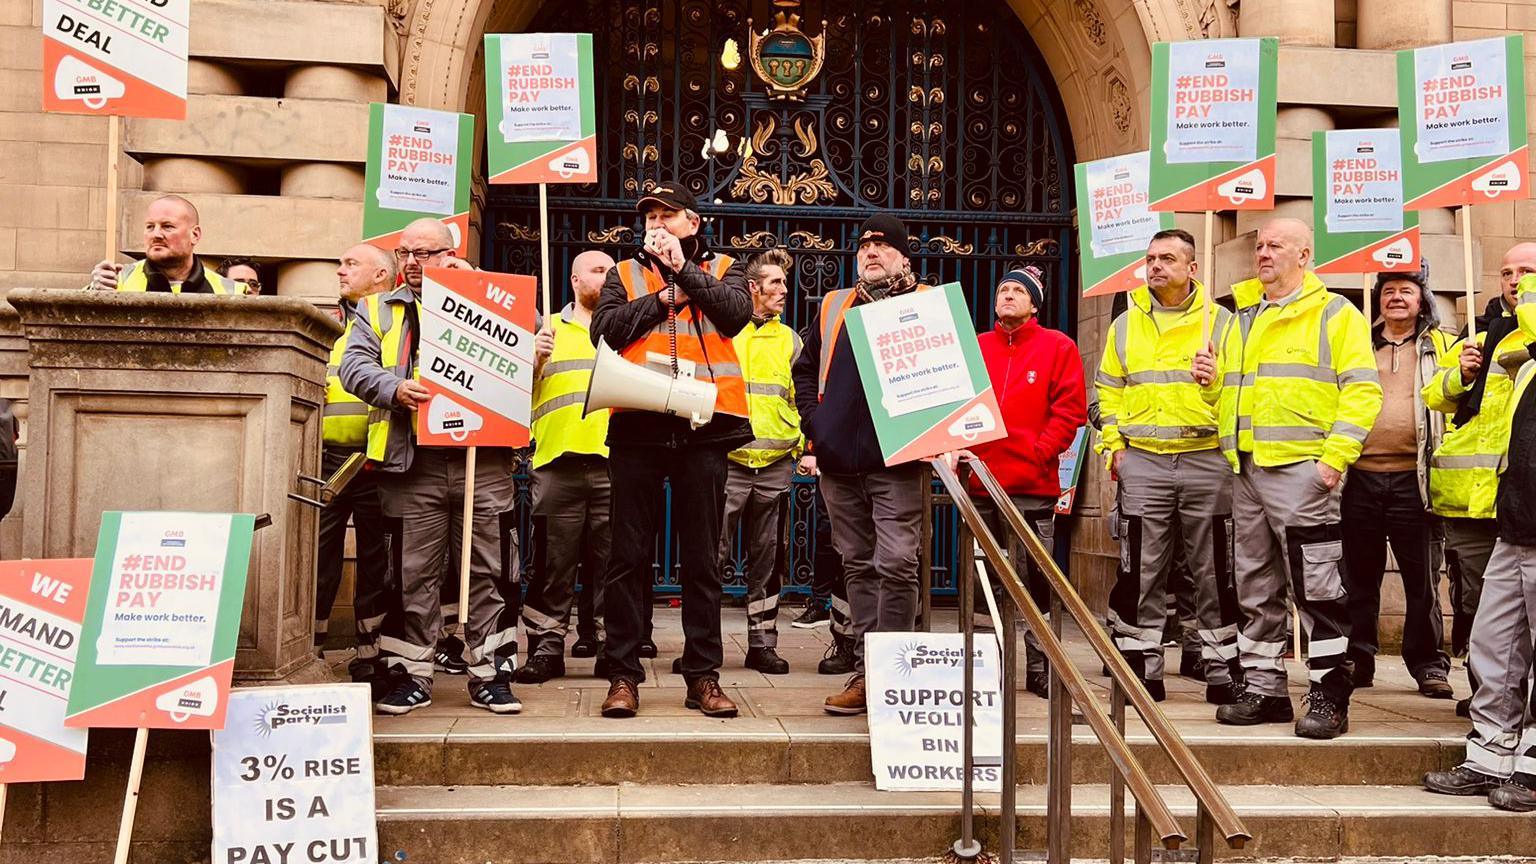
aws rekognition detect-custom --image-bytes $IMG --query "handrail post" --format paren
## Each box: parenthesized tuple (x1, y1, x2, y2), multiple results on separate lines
(1196, 803, 1214, 864)
(1134, 804, 1152, 864)
(1110, 680, 1127, 864)
(999, 538, 1018, 864)
(954, 499, 982, 861)
(920, 463, 934, 631)
(1047, 583, 1072, 862)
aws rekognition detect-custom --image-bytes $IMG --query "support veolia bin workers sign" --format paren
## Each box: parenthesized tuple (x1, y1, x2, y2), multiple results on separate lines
(866, 632, 1004, 792)
(484, 33, 598, 184)
(0, 559, 92, 783)
(417, 266, 538, 448)
(842, 283, 1007, 465)
(364, 103, 475, 258)
(1148, 37, 1278, 211)
(212, 684, 377, 864)
(1397, 35, 1528, 208)
(1074, 151, 1176, 297)
(1312, 128, 1421, 274)
(42, 0, 188, 119)
(65, 512, 254, 730)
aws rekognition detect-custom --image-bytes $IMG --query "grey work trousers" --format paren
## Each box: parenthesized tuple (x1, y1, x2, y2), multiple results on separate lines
(1109, 448, 1240, 685)
(1463, 539, 1536, 784)
(821, 462, 927, 672)
(376, 447, 519, 689)
(523, 454, 610, 657)
(1447, 517, 1501, 657)
(1233, 455, 1354, 701)
(718, 457, 794, 649)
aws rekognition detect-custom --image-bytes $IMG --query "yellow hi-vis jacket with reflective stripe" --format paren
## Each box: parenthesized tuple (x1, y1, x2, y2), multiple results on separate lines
(1095, 281, 1229, 460)
(1217, 271, 1382, 473)
(1423, 309, 1525, 520)
(362, 291, 415, 466)
(1499, 360, 1536, 475)
(110, 258, 236, 294)
(730, 315, 804, 468)
(531, 304, 608, 470)
(323, 307, 368, 448)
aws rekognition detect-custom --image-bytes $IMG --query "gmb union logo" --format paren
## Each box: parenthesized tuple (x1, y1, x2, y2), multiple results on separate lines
(890, 640, 971, 678)
(252, 701, 349, 738)
(160, 530, 186, 548)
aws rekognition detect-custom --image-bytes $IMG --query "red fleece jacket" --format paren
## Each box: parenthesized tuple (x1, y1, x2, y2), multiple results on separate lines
(969, 318, 1086, 498)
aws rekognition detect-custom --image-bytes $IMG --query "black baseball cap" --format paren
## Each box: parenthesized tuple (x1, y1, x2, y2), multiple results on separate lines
(855, 213, 909, 253)
(636, 180, 698, 213)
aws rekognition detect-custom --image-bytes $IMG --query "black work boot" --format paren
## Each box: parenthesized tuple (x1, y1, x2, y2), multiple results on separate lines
(1295, 689, 1349, 739)
(513, 653, 565, 684)
(1489, 781, 1536, 812)
(1216, 690, 1293, 725)
(818, 635, 857, 675)
(1424, 765, 1505, 796)
(745, 647, 790, 674)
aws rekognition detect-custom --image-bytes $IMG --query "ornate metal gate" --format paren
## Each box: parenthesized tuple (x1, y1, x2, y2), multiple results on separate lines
(485, 0, 1076, 597)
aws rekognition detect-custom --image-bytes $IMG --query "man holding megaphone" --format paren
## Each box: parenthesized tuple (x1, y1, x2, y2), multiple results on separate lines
(589, 180, 753, 719)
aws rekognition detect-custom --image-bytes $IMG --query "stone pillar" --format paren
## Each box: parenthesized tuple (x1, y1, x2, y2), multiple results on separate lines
(142, 157, 248, 195)
(1357, 0, 1451, 50)
(283, 65, 389, 102)
(1240, 0, 1335, 46)
(279, 163, 365, 200)
(187, 59, 247, 96)
(0, 304, 27, 560)
(7, 290, 340, 684)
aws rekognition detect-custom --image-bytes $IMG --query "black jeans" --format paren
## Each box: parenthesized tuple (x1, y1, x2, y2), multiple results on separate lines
(809, 482, 845, 604)
(314, 447, 392, 653)
(1340, 469, 1450, 680)
(603, 442, 730, 681)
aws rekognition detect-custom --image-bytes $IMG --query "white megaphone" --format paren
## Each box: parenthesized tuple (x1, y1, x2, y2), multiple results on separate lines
(0, 737, 16, 765)
(946, 403, 998, 443)
(1370, 237, 1414, 268)
(1133, 262, 1148, 281)
(1472, 160, 1522, 198)
(549, 146, 591, 179)
(1216, 168, 1267, 205)
(155, 676, 220, 724)
(447, 221, 463, 250)
(54, 55, 125, 111)
(427, 393, 484, 442)
(584, 340, 717, 429)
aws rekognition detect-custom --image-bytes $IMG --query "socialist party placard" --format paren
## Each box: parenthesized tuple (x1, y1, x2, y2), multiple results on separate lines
(1149, 37, 1278, 212)
(364, 103, 474, 257)
(866, 632, 1004, 792)
(1313, 129, 1420, 274)
(1398, 35, 1529, 208)
(42, 0, 189, 119)
(213, 685, 377, 864)
(1074, 151, 1175, 297)
(842, 283, 1007, 465)
(484, 33, 598, 184)
(66, 512, 254, 731)
(417, 267, 537, 448)
(0, 559, 92, 784)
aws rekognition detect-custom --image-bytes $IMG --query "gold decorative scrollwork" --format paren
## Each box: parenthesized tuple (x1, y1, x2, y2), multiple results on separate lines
(500, 223, 540, 242)
(927, 235, 973, 254)
(1013, 238, 1061, 256)
(587, 225, 635, 244)
(729, 230, 778, 250)
(788, 230, 834, 250)
(792, 117, 818, 158)
(730, 116, 836, 205)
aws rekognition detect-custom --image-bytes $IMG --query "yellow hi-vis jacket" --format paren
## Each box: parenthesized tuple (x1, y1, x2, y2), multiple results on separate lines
(531, 304, 609, 470)
(1499, 360, 1536, 475)
(1217, 271, 1382, 473)
(109, 258, 236, 294)
(323, 306, 368, 448)
(1095, 280, 1229, 461)
(361, 290, 417, 466)
(730, 315, 804, 469)
(1423, 306, 1526, 520)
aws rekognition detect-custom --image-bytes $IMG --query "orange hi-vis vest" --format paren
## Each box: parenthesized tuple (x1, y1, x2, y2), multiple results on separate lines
(815, 283, 935, 398)
(614, 254, 749, 418)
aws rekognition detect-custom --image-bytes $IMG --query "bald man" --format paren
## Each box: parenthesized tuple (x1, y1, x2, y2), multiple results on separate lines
(317, 244, 399, 695)
(1198, 217, 1382, 739)
(340, 218, 522, 715)
(516, 249, 618, 683)
(88, 195, 240, 294)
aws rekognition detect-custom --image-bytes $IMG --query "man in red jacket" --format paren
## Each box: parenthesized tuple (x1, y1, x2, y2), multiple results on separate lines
(969, 266, 1087, 697)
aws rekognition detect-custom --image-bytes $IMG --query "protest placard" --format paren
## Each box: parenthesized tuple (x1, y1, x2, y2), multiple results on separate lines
(212, 685, 376, 864)
(1053, 427, 1089, 516)
(842, 284, 1006, 465)
(0, 559, 91, 785)
(42, 0, 188, 120)
(66, 511, 254, 731)
(1074, 152, 1175, 297)
(484, 33, 598, 185)
(1313, 128, 1420, 275)
(416, 267, 537, 450)
(1149, 37, 1278, 212)
(364, 103, 475, 257)
(866, 632, 1003, 792)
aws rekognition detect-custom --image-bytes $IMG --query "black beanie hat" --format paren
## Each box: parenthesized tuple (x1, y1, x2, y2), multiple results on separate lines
(855, 213, 910, 254)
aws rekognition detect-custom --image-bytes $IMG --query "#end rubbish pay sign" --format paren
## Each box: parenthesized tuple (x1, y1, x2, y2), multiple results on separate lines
(1313, 128, 1421, 275)
(1074, 151, 1175, 297)
(42, 0, 189, 119)
(66, 511, 254, 731)
(364, 103, 475, 257)
(417, 266, 538, 448)
(484, 32, 598, 184)
(0, 559, 92, 783)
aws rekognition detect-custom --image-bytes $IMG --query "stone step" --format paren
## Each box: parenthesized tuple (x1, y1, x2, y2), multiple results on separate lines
(373, 715, 1464, 788)
(373, 781, 1536, 864)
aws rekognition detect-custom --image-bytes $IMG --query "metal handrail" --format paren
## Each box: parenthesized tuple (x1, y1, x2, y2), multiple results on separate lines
(952, 453, 1253, 860)
(930, 458, 1186, 856)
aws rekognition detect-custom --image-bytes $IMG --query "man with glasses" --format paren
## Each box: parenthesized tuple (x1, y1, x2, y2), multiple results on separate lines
(217, 256, 264, 296)
(340, 218, 522, 715)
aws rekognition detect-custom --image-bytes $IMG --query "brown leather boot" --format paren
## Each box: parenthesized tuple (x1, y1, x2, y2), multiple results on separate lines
(601, 677, 639, 718)
(684, 675, 738, 717)
(824, 673, 866, 715)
